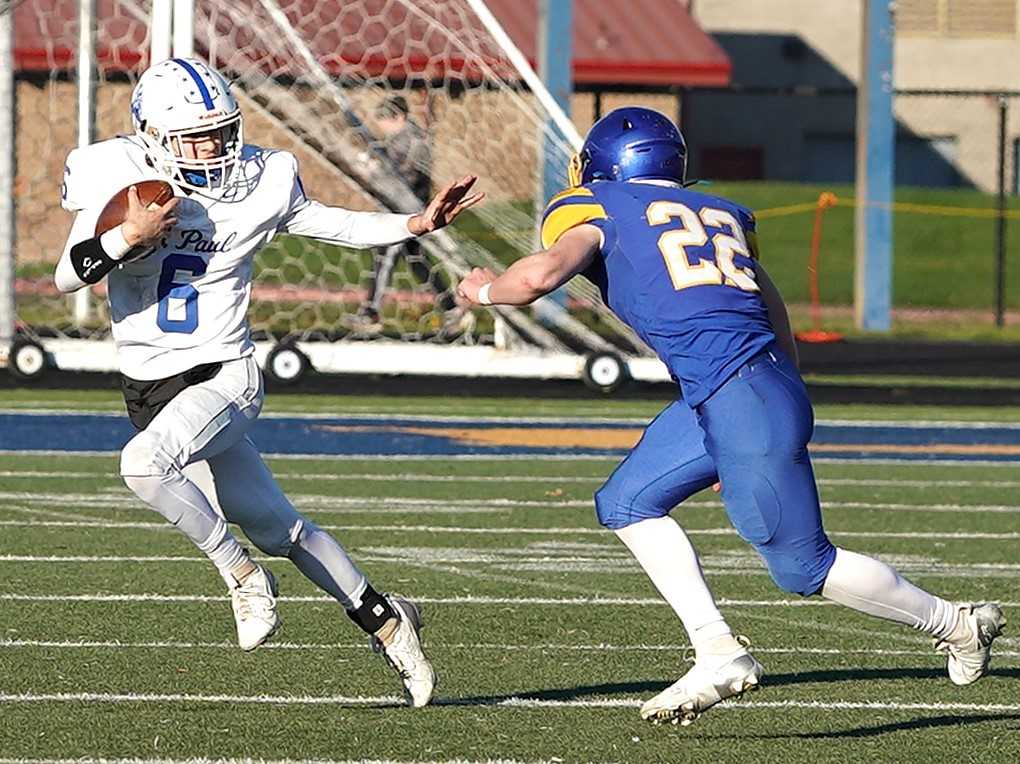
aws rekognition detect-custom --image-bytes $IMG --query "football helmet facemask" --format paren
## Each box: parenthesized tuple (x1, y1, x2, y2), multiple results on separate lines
(131, 58, 243, 194)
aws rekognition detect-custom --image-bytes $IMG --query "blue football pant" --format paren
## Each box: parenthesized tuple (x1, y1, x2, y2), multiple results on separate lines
(595, 348, 837, 596)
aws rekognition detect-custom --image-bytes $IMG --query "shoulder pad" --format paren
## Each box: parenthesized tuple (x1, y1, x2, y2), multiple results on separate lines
(540, 186, 608, 249)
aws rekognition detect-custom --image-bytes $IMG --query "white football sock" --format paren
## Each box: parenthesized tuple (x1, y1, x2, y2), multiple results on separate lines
(821, 547, 960, 640)
(615, 516, 734, 656)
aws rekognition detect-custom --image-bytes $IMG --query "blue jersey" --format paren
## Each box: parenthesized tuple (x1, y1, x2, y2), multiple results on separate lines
(541, 181, 775, 406)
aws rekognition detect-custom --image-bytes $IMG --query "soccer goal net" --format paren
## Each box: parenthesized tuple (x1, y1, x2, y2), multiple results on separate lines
(5, 0, 660, 387)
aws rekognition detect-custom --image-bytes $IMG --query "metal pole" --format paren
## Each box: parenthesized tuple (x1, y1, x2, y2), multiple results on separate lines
(996, 95, 1008, 327)
(536, 0, 572, 319)
(538, 0, 573, 207)
(172, 0, 195, 58)
(0, 4, 14, 352)
(464, 0, 583, 150)
(854, 0, 894, 331)
(150, 0, 173, 64)
(74, 0, 97, 326)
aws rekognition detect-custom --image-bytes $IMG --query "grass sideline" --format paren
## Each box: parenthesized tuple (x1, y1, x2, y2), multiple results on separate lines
(0, 389, 1018, 762)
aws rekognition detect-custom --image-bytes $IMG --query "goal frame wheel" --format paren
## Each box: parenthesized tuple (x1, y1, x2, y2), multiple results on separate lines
(8, 337, 49, 382)
(582, 351, 627, 394)
(265, 341, 311, 386)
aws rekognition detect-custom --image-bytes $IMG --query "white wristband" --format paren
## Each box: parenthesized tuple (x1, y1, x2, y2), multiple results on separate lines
(477, 282, 494, 305)
(99, 225, 133, 261)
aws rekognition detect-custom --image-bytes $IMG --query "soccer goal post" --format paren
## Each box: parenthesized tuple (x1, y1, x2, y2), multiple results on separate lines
(7, 0, 665, 388)
(0, 3, 14, 362)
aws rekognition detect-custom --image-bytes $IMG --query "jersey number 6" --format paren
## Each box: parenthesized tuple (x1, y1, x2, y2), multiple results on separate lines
(646, 201, 759, 293)
(157, 254, 206, 334)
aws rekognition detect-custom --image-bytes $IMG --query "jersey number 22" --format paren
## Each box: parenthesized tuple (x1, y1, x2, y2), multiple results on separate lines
(647, 201, 759, 293)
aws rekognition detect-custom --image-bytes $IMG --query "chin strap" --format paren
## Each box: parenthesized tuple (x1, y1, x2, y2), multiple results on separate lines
(567, 152, 584, 187)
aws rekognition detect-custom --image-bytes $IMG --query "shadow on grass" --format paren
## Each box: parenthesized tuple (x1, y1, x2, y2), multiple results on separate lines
(440, 679, 659, 707)
(440, 666, 1020, 709)
(709, 713, 1020, 741)
(764, 666, 1020, 687)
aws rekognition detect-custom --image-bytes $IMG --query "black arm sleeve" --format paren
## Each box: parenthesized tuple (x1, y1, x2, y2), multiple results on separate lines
(69, 237, 119, 284)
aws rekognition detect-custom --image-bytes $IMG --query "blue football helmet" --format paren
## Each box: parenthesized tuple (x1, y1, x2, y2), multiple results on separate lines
(568, 107, 687, 187)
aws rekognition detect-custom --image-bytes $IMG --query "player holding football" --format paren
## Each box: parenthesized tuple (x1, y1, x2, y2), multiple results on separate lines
(55, 58, 482, 708)
(457, 107, 1005, 725)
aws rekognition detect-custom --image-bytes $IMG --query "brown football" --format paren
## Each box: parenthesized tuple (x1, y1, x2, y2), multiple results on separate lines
(95, 179, 175, 236)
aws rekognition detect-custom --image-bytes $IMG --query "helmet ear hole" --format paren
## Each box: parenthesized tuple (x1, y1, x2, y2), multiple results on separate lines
(622, 118, 633, 130)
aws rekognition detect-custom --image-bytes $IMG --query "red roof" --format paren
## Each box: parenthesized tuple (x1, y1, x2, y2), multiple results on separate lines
(15, 0, 730, 88)
(491, 0, 731, 87)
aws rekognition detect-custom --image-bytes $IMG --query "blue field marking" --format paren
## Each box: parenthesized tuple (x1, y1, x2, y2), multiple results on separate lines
(2, 413, 1020, 461)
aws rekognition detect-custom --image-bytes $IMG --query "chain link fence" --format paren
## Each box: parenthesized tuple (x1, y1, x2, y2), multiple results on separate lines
(678, 86, 1020, 340)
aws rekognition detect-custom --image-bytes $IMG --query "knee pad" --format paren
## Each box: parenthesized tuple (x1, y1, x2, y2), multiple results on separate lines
(120, 430, 176, 478)
(594, 478, 667, 530)
(757, 540, 837, 597)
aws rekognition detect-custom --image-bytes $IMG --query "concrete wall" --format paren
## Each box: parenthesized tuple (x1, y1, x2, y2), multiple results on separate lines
(691, 0, 1020, 91)
(686, 0, 1020, 190)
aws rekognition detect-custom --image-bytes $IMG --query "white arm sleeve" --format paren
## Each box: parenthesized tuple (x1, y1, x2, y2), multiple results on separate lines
(282, 199, 415, 248)
(277, 156, 416, 248)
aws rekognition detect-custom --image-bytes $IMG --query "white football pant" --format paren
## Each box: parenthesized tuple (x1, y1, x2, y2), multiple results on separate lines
(120, 355, 372, 608)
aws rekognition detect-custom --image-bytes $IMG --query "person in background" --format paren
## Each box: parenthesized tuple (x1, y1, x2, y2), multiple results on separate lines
(357, 95, 469, 336)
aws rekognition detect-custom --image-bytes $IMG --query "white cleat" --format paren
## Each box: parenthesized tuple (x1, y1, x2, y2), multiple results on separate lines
(640, 647, 763, 726)
(230, 564, 281, 652)
(935, 602, 1006, 686)
(371, 596, 436, 707)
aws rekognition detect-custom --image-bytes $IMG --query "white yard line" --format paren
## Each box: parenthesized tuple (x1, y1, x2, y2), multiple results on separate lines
(0, 691, 1018, 715)
(3, 409, 1018, 428)
(0, 593, 816, 605)
(0, 409, 651, 425)
(8, 490, 1020, 516)
(0, 450, 623, 461)
(9, 449, 1020, 467)
(0, 759, 548, 764)
(0, 470, 607, 484)
(7, 469, 1020, 490)
(816, 418, 1020, 430)
(2, 592, 1020, 609)
(0, 519, 171, 531)
(0, 759, 550, 764)
(1, 517, 1019, 541)
(1, 637, 1017, 659)
(2, 554, 1018, 580)
(3, 504, 121, 524)
(818, 477, 1020, 488)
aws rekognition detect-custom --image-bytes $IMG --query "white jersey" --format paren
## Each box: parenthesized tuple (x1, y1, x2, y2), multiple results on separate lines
(58, 136, 415, 380)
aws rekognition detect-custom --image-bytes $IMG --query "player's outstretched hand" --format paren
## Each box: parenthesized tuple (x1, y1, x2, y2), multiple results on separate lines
(408, 175, 485, 235)
(121, 185, 179, 248)
(456, 266, 499, 306)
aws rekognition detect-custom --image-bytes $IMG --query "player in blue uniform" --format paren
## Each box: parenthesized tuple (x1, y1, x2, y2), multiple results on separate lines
(457, 108, 1005, 725)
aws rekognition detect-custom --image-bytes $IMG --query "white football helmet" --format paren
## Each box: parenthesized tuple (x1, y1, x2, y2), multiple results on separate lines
(131, 58, 243, 194)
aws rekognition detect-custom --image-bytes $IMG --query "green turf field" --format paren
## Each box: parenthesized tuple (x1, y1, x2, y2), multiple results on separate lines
(0, 391, 1017, 763)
